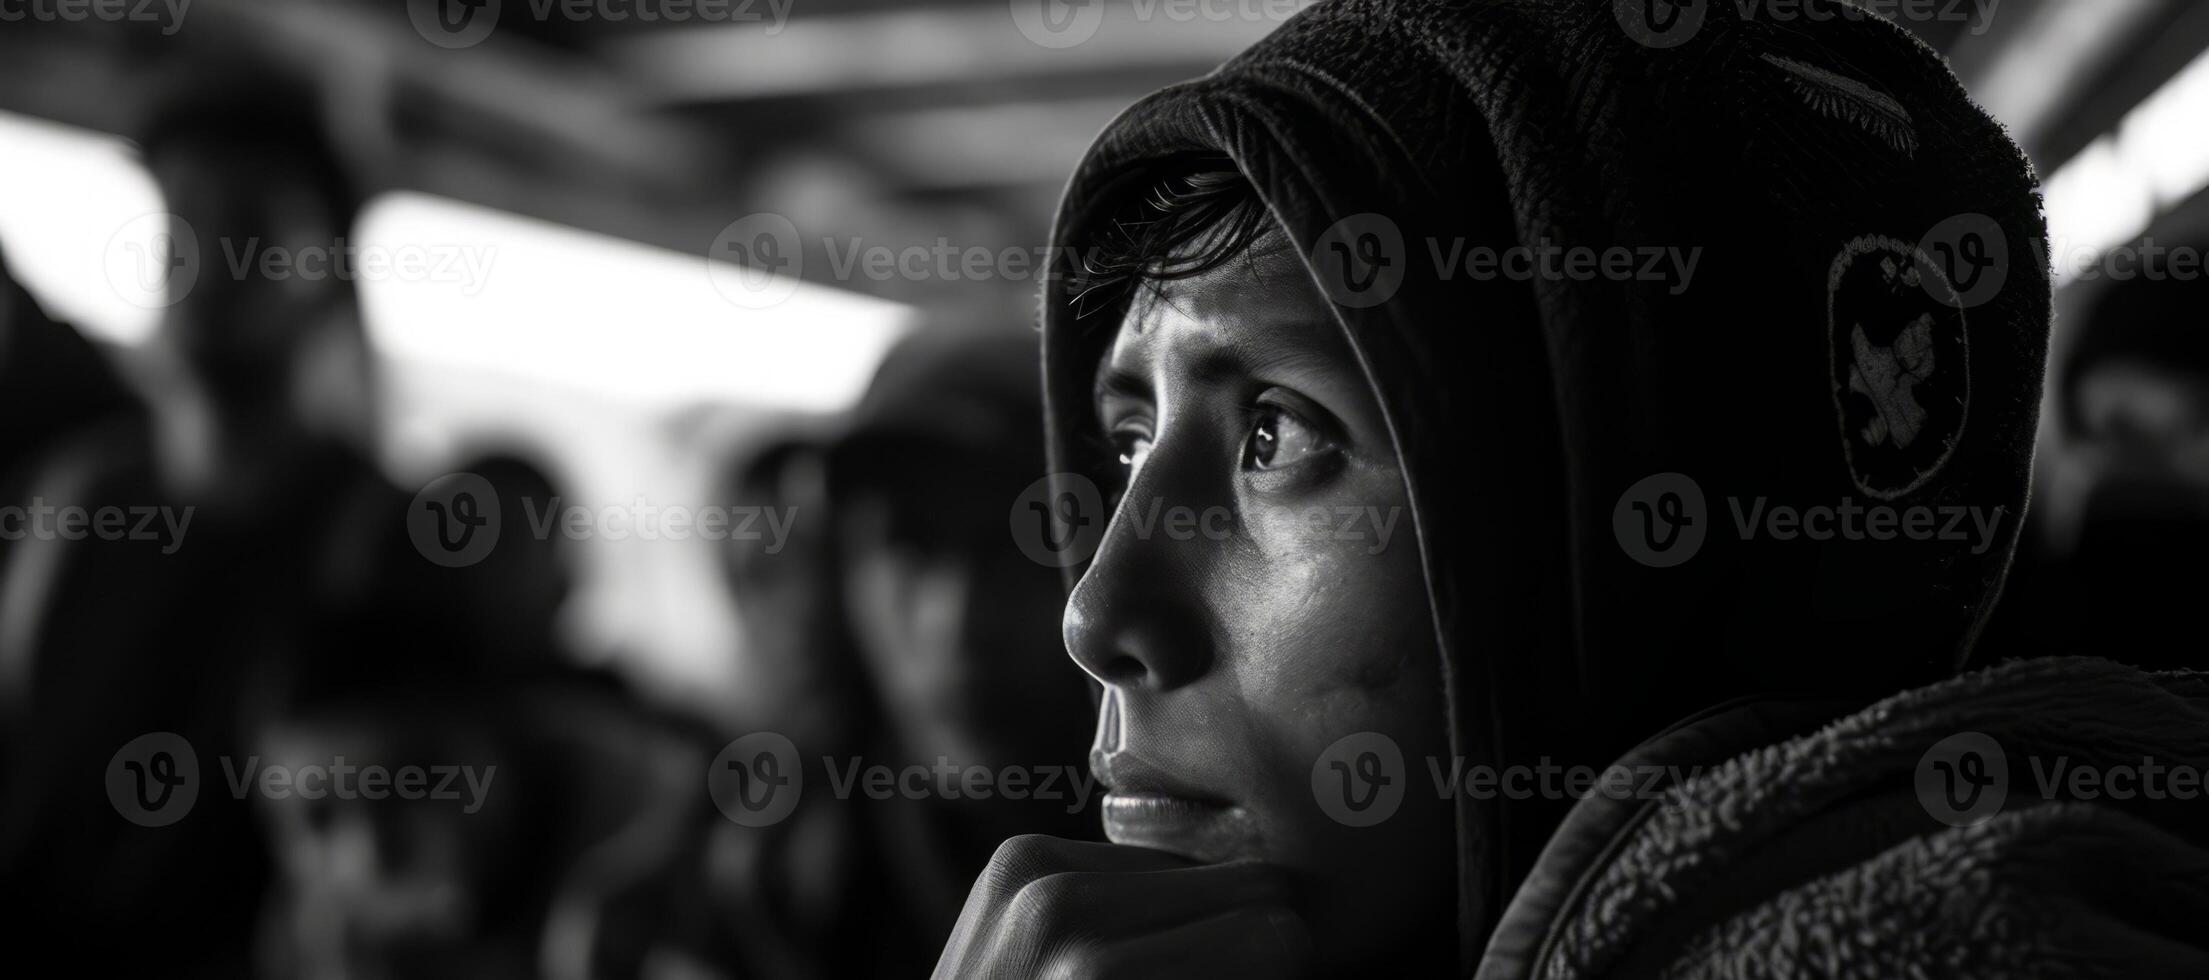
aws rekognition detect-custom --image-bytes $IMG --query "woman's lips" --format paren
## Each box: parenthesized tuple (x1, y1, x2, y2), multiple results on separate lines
(1095, 752, 1261, 862)
(1101, 792, 1247, 859)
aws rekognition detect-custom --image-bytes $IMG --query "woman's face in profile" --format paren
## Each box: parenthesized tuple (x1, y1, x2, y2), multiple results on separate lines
(1068, 233, 1457, 966)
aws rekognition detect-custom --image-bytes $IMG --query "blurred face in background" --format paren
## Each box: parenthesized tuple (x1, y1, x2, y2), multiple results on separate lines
(835, 457, 1091, 776)
(154, 140, 349, 362)
(2074, 358, 2209, 482)
(257, 716, 515, 980)
(146, 137, 369, 448)
(724, 444, 842, 736)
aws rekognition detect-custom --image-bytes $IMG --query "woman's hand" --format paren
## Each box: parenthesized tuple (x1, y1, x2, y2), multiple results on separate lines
(931, 835, 1313, 979)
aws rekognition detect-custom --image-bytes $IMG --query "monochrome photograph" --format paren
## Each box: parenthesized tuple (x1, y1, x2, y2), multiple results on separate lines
(1, 0, 2205, 976)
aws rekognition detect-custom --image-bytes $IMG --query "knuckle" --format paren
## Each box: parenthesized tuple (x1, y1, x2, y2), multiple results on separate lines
(982, 834, 1061, 891)
(1006, 870, 1082, 934)
(992, 833, 1058, 864)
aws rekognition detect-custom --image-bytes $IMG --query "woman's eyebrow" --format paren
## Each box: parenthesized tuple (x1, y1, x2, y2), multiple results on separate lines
(1093, 365, 1152, 407)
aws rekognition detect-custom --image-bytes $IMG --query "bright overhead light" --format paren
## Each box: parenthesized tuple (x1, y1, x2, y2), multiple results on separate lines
(2045, 138, 2157, 282)
(0, 110, 165, 346)
(357, 191, 912, 412)
(2043, 45, 2209, 286)
(0, 111, 911, 411)
(602, 3, 1307, 102)
(1972, 0, 2161, 153)
(2117, 44, 2209, 208)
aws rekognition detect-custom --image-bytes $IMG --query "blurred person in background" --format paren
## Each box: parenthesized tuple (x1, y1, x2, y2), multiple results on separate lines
(718, 436, 849, 757)
(435, 451, 590, 678)
(112, 59, 385, 514)
(253, 448, 712, 980)
(0, 61, 378, 978)
(817, 327, 1096, 940)
(0, 240, 138, 503)
(1985, 265, 2209, 671)
(634, 329, 1094, 980)
(2058, 269, 2209, 667)
(0, 59, 494, 977)
(585, 436, 853, 980)
(252, 626, 708, 980)
(254, 682, 536, 980)
(0, 241, 140, 724)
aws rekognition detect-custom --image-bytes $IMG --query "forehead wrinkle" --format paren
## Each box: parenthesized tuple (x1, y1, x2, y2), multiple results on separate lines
(1107, 291, 1353, 400)
(1101, 232, 1356, 419)
(1097, 348, 1358, 456)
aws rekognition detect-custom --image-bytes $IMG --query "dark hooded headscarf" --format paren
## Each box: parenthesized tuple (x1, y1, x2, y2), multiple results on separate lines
(1038, 0, 2052, 967)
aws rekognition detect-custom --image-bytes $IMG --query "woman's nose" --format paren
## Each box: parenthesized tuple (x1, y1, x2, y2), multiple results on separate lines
(1061, 445, 1217, 692)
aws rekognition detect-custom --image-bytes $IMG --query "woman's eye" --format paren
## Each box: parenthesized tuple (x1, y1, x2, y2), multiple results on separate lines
(1113, 430, 1153, 474)
(1246, 403, 1329, 471)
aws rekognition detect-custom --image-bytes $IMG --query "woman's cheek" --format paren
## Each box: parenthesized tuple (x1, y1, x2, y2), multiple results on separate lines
(1268, 519, 1426, 681)
(1221, 562, 1433, 735)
